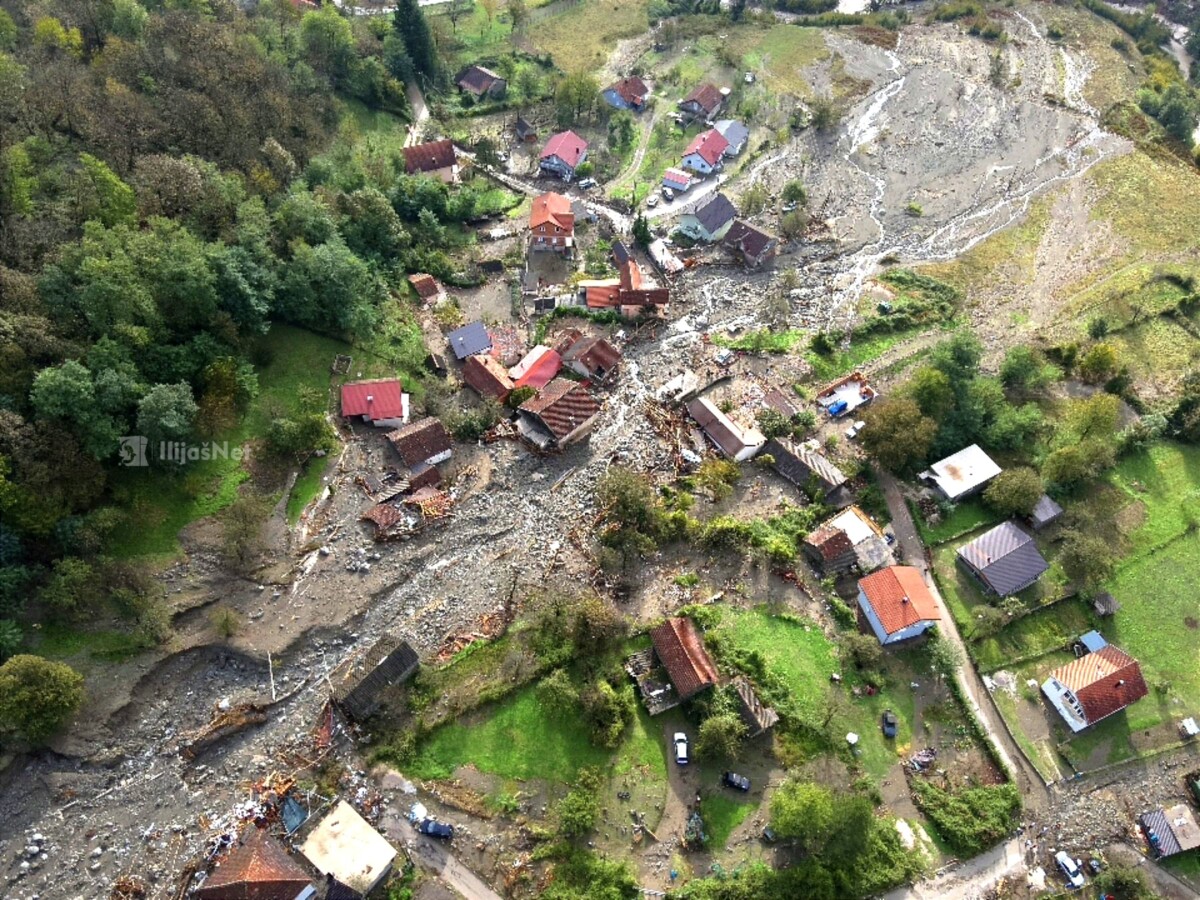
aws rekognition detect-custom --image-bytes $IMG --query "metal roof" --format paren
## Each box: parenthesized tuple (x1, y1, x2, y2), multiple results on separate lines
(956, 521, 1049, 596)
(447, 321, 492, 359)
(1030, 493, 1064, 527)
(690, 193, 737, 235)
(926, 444, 1001, 500)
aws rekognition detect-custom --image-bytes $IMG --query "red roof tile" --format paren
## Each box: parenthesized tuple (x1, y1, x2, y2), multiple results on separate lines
(404, 139, 456, 175)
(682, 82, 723, 113)
(513, 348, 562, 390)
(518, 378, 600, 440)
(805, 525, 854, 562)
(858, 566, 941, 636)
(609, 76, 649, 105)
(563, 336, 621, 378)
(651, 617, 719, 700)
(462, 354, 513, 400)
(540, 131, 588, 167)
(408, 273, 441, 300)
(530, 192, 574, 232)
(196, 828, 312, 900)
(341, 379, 404, 422)
(684, 129, 729, 167)
(1050, 645, 1149, 725)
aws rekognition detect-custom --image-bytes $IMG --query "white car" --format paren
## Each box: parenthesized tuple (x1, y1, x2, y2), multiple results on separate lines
(845, 420, 866, 439)
(646, 194, 659, 208)
(714, 348, 735, 366)
(673, 732, 689, 765)
(1055, 851, 1085, 889)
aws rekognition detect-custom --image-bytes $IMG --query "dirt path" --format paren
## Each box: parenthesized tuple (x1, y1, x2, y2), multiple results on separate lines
(876, 468, 1052, 810)
(405, 83, 431, 148)
(379, 810, 503, 900)
(610, 106, 663, 192)
(883, 837, 1025, 900)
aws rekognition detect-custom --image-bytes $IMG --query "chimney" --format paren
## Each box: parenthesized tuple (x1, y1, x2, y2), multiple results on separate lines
(1117, 679, 1125, 686)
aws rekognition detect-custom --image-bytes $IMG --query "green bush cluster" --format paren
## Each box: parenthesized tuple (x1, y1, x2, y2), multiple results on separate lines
(910, 781, 1021, 857)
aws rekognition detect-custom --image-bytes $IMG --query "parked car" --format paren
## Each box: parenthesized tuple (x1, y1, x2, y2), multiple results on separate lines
(714, 348, 735, 366)
(577, 177, 597, 190)
(646, 194, 659, 208)
(673, 732, 689, 765)
(845, 420, 866, 439)
(1055, 850, 1085, 889)
(722, 771, 751, 792)
(418, 818, 454, 840)
(662, 186, 675, 201)
(881, 710, 898, 739)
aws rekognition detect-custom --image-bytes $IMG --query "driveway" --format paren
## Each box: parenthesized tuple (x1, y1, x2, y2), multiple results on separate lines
(379, 806, 502, 900)
(875, 467, 1051, 808)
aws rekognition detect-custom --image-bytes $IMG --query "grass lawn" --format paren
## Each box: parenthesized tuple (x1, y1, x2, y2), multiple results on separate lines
(712, 329, 806, 353)
(913, 500, 999, 546)
(1088, 151, 1200, 256)
(972, 599, 1096, 673)
(711, 23, 829, 98)
(287, 455, 332, 525)
(31, 623, 150, 663)
(107, 326, 359, 559)
(409, 684, 610, 782)
(805, 330, 914, 382)
(528, 0, 650, 74)
(704, 793, 757, 849)
(711, 607, 919, 779)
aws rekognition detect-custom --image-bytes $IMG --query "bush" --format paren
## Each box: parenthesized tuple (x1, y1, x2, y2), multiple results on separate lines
(696, 711, 747, 760)
(555, 767, 603, 837)
(0, 619, 22, 661)
(580, 678, 635, 748)
(37, 558, 98, 621)
(210, 606, 242, 639)
(0, 654, 86, 743)
(982, 467, 1043, 517)
(695, 457, 741, 501)
(506, 385, 536, 409)
(910, 781, 1020, 856)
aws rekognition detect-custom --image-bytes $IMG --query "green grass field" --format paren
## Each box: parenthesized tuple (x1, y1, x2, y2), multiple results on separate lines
(528, 0, 650, 74)
(913, 500, 999, 546)
(704, 793, 758, 849)
(804, 330, 914, 382)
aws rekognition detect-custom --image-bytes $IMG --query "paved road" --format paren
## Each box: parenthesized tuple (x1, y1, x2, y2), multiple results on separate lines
(379, 807, 503, 900)
(876, 467, 1051, 809)
(883, 838, 1025, 900)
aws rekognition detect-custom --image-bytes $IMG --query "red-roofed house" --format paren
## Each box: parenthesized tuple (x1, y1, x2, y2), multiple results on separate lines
(681, 129, 729, 176)
(562, 335, 621, 382)
(540, 131, 589, 181)
(857, 566, 941, 645)
(510, 346, 563, 390)
(456, 64, 507, 99)
(341, 379, 409, 429)
(516, 378, 600, 449)
(662, 168, 693, 193)
(585, 259, 671, 319)
(1041, 640, 1148, 732)
(678, 82, 725, 120)
(651, 617, 719, 701)
(529, 192, 575, 254)
(462, 354, 514, 401)
(403, 139, 459, 184)
(196, 827, 313, 900)
(603, 76, 651, 111)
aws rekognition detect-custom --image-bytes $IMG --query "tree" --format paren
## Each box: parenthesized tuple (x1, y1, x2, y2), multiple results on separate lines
(1058, 529, 1115, 591)
(928, 632, 963, 681)
(770, 781, 835, 849)
(809, 97, 840, 131)
(508, 0, 529, 32)
(779, 209, 807, 239)
(782, 180, 807, 205)
(755, 408, 791, 439)
(632, 212, 652, 248)
(76, 154, 137, 227)
(906, 366, 955, 420)
(696, 711, 747, 759)
(0, 654, 85, 744)
(983, 467, 1043, 517)
(338, 188, 408, 262)
(137, 383, 198, 450)
(480, 0, 499, 24)
(843, 632, 883, 672)
(30, 361, 125, 459)
(1000, 345, 1055, 392)
(555, 72, 599, 124)
(1092, 865, 1157, 900)
(1077, 342, 1119, 384)
(393, 0, 439, 85)
(860, 397, 937, 475)
(37, 558, 98, 620)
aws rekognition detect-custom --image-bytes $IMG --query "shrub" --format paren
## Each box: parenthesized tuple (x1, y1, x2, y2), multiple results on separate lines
(210, 606, 242, 638)
(0, 654, 86, 743)
(580, 679, 635, 748)
(910, 781, 1020, 856)
(506, 385, 536, 409)
(982, 467, 1043, 517)
(696, 711, 747, 760)
(555, 767, 603, 837)
(0, 619, 22, 661)
(905, 201, 923, 217)
(695, 457, 741, 501)
(755, 408, 792, 439)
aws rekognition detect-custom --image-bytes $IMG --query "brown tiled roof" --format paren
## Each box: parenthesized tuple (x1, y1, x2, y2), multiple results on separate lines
(682, 82, 723, 113)
(457, 65, 504, 96)
(519, 378, 601, 440)
(196, 828, 311, 900)
(723, 219, 778, 261)
(651, 617, 719, 700)
(1049, 645, 1148, 725)
(387, 417, 451, 468)
(858, 566, 940, 636)
(361, 503, 405, 532)
(610, 76, 650, 105)
(404, 139, 456, 175)
(563, 336, 621, 376)
(408, 273, 441, 300)
(763, 388, 801, 419)
(552, 328, 585, 356)
(462, 354, 513, 400)
(805, 524, 854, 561)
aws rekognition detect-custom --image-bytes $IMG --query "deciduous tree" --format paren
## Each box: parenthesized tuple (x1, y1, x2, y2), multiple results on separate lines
(0, 654, 85, 743)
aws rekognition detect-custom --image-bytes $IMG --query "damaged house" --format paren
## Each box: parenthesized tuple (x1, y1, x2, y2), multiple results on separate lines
(329, 633, 420, 721)
(561, 334, 621, 382)
(687, 397, 766, 462)
(386, 417, 452, 489)
(301, 800, 397, 897)
(802, 506, 893, 575)
(764, 437, 850, 506)
(195, 827, 313, 900)
(516, 378, 601, 450)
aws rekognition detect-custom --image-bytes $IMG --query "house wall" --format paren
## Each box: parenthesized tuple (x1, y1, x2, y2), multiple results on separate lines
(424, 448, 453, 467)
(678, 215, 733, 242)
(603, 89, 631, 110)
(857, 590, 935, 645)
(681, 152, 717, 175)
(531, 221, 573, 252)
(539, 156, 576, 180)
(558, 415, 598, 447)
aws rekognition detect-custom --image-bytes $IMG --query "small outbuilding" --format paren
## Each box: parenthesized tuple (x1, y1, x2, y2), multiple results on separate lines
(456, 64, 506, 99)
(956, 521, 1049, 596)
(722, 219, 778, 268)
(329, 634, 419, 721)
(300, 800, 397, 897)
(1141, 805, 1200, 858)
(562, 335, 621, 382)
(1028, 493, 1064, 530)
(803, 506, 893, 575)
(713, 119, 749, 156)
(731, 675, 779, 737)
(921, 444, 1002, 501)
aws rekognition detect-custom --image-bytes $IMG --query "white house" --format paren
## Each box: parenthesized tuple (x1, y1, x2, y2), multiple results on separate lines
(678, 192, 737, 243)
(921, 444, 1002, 501)
(857, 566, 941, 645)
(681, 129, 729, 176)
